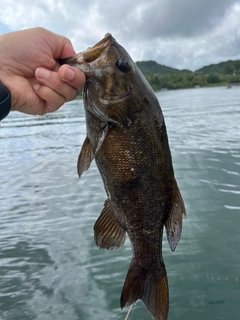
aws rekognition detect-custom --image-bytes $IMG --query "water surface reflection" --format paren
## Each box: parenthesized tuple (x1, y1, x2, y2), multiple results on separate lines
(0, 87, 239, 319)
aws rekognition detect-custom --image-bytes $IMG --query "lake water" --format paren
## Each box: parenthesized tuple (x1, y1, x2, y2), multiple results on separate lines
(0, 86, 239, 320)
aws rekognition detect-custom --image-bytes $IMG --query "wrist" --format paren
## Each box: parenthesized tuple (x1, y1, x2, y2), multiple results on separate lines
(0, 81, 11, 121)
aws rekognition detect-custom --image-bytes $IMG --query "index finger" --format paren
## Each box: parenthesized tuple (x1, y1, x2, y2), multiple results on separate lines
(58, 65, 86, 89)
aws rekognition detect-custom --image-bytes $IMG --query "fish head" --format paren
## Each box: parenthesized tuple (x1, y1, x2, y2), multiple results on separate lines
(65, 34, 151, 126)
(67, 33, 136, 102)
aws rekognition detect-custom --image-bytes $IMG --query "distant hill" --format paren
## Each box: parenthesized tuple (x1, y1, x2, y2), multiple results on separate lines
(136, 59, 240, 76)
(136, 60, 192, 76)
(134, 59, 240, 91)
(195, 60, 240, 74)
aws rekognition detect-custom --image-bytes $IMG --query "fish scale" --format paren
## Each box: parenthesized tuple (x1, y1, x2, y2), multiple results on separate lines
(63, 33, 186, 320)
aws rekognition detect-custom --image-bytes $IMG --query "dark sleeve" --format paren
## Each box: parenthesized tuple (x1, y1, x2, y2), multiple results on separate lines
(0, 81, 11, 121)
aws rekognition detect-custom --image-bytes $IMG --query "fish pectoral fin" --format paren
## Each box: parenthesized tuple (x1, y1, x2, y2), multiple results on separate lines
(121, 260, 169, 320)
(77, 136, 94, 177)
(95, 123, 110, 154)
(165, 184, 186, 252)
(94, 200, 126, 250)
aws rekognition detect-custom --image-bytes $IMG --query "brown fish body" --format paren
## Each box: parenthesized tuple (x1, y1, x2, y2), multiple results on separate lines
(65, 34, 186, 320)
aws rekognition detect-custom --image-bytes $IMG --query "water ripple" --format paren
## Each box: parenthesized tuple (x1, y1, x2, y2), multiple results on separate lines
(1, 87, 240, 319)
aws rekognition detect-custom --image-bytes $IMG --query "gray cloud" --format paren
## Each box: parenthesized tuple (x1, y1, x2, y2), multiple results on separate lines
(0, 0, 240, 70)
(133, 0, 238, 38)
(95, 0, 238, 39)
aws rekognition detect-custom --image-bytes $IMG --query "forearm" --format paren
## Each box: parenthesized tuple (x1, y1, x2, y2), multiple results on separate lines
(0, 81, 11, 121)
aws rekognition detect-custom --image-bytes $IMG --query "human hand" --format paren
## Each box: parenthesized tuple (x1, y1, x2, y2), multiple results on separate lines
(0, 27, 85, 115)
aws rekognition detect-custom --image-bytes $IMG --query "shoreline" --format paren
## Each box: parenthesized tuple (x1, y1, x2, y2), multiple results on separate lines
(75, 83, 240, 99)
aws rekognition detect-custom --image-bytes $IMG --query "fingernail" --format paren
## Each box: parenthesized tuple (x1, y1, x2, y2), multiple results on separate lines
(33, 83, 40, 91)
(62, 67, 75, 81)
(36, 68, 50, 80)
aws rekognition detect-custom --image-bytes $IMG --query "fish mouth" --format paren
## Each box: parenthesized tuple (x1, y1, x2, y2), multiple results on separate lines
(83, 33, 113, 63)
(60, 33, 113, 75)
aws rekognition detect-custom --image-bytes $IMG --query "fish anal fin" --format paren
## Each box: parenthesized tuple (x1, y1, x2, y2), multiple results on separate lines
(121, 261, 169, 320)
(94, 200, 126, 250)
(165, 184, 186, 252)
(77, 136, 94, 177)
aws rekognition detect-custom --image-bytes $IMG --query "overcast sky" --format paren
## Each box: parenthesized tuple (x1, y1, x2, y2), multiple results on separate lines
(1, 0, 240, 71)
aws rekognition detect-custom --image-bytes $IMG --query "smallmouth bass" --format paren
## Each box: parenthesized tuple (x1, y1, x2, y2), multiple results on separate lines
(63, 34, 186, 320)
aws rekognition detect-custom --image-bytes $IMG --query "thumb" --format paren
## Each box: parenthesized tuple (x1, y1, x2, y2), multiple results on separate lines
(60, 42, 76, 59)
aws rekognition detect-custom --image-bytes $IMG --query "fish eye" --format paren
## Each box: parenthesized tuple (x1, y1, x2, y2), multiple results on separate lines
(116, 58, 131, 73)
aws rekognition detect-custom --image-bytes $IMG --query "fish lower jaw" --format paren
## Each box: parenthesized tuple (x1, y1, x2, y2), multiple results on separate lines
(98, 94, 130, 104)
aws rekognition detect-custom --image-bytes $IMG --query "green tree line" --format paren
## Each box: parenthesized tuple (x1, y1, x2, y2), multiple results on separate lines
(145, 72, 240, 90)
(137, 60, 240, 90)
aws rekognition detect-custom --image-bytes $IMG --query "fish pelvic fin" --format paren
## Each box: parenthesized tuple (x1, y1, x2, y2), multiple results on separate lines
(94, 200, 126, 250)
(77, 136, 94, 177)
(120, 261, 169, 320)
(165, 183, 186, 252)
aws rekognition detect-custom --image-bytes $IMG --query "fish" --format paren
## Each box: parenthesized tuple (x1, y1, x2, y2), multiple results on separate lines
(63, 34, 186, 320)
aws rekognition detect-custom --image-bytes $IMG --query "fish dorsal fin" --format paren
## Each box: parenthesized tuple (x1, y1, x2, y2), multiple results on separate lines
(165, 184, 186, 252)
(77, 136, 94, 177)
(94, 200, 126, 250)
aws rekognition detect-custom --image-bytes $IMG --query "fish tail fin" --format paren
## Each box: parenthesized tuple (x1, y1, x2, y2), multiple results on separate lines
(120, 260, 169, 320)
